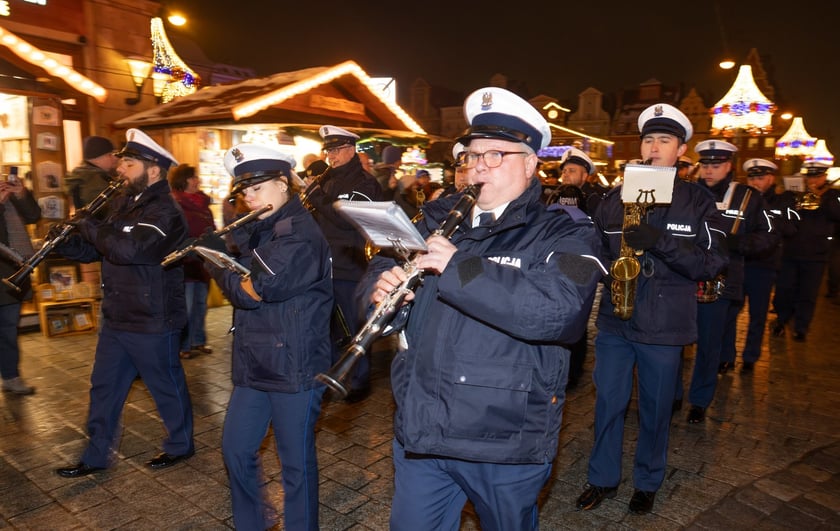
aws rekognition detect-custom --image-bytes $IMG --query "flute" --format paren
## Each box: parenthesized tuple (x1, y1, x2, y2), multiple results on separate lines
(161, 204, 272, 267)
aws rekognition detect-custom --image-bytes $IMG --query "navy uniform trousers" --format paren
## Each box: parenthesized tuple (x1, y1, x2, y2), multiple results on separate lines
(223, 385, 324, 531)
(724, 265, 776, 365)
(81, 325, 194, 468)
(588, 331, 681, 492)
(774, 259, 827, 335)
(390, 439, 551, 531)
(688, 298, 730, 408)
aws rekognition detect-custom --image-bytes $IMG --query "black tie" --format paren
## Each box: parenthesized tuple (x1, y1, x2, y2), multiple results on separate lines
(477, 212, 495, 227)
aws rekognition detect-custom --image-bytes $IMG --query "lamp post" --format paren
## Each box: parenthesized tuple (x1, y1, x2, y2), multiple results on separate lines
(124, 56, 152, 105)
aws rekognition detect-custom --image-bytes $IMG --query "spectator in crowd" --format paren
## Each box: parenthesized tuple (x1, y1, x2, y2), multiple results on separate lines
(65, 136, 118, 217)
(169, 163, 216, 359)
(0, 173, 41, 395)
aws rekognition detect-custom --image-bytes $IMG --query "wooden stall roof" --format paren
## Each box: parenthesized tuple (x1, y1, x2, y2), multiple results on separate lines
(114, 60, 426, 135)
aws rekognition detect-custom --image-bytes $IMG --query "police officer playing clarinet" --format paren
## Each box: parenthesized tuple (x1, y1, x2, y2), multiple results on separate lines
(363, 87, 605, 530)
(54, 128, 194, 478)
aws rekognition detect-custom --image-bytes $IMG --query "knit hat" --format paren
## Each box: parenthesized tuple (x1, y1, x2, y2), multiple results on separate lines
(83, 136, 114, 161)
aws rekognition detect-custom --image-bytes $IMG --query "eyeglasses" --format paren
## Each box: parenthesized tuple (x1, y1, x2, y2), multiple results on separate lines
(463, 150, 528, 169)
(324, 145, 353, 156)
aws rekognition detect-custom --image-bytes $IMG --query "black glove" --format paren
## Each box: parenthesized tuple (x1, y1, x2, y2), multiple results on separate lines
(624, 222, 662, 250)
(196, 229, 228, 254)
(726, 234, 743, 253)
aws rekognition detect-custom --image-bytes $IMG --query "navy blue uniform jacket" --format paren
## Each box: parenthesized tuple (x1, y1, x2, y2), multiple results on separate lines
(56, 179, 187, 333)
(362, 179, 605, 464)
(210, 197, 333, 393)
(306, 155, 383, 282)
(594, 177, 728, 345)
(699, 177, 777, 301)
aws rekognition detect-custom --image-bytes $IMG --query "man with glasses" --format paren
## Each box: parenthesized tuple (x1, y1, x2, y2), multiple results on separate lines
(363, 87, 605, 529)
(772, 160, 840, 341)
(303, 125, 383, 402)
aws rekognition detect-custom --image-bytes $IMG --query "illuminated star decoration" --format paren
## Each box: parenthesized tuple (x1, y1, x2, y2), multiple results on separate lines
(150, 17, 200, 103)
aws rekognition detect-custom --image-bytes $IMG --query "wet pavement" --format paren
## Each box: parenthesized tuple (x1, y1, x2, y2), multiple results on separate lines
(1, 289, 839, 530)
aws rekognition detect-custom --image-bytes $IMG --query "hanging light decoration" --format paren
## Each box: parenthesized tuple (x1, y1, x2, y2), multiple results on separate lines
(775, 117, 817, 159)
(150, 17, 200, 103)
(804, 139, 834, 165)
(710, 65, 776, 137)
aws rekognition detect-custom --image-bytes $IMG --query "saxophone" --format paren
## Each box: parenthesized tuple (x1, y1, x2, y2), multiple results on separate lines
(609, 202, 644, 320)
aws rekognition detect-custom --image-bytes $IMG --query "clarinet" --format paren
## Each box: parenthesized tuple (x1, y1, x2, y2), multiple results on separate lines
(3, 179, 125, 292)
(315, 184, 482, 397)
(161, 204, 272, 267)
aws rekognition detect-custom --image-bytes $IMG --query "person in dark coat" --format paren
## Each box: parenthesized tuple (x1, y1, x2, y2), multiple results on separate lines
(169, 163, 216, 358)
(772, 160, 840, 341)
(577, 104, 728, 515)
(723, 158, 795, 372)
(685, 140, 776, 424)
(64, 136, 118, 218)
(0, 175, 41, 395)
(53, 128, 194, 478)
(205, 143, 332, 531)
(364, 87, 605, 530)
(302, 125, 384, 402)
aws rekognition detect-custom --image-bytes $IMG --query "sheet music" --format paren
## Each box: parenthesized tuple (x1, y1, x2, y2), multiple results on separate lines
(620, 164, 677, 204)
(783, 176, 805, 192)
(334, 200, 427, 252)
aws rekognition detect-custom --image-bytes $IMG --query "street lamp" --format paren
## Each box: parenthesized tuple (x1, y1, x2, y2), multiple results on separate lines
(124, 56, 152, 105)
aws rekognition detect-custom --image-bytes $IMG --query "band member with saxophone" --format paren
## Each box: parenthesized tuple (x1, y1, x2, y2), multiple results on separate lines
(207, 143, 332, 531)
(52, 128, 195, 478)
(577, 104, 727, 515)
(303, 125, 383, 402)
(724, 159, 795, 374)
(363, 87, 604, 530)
(0, 173, 40, 395)
(684, 141, 776, 424)
(772, 160, 840, 341)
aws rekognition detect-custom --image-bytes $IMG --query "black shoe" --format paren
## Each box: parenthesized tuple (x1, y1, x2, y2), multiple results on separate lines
(56, 462, 105, 478)
(717, 361, 734, 374)
(687, 405, 705, 424)
(771, 321, 785, 337)
(628, 489, 656, 514)
(146, 451, 194, 470)
(793, 332, 806, 342)
(576, 484, 617, 510)
(740, 362, 755, 374)
(344, 386, 371, 404)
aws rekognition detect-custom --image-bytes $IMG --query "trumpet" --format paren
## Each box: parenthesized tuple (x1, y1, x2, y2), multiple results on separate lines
(3, 179, 125, 292)
(315, 184, 482, 397)
(300, 167, 329, 211)
(161, 204, 272, 267)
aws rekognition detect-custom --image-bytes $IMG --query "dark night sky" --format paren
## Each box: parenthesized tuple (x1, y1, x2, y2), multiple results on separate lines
(168, 0, 840, 150)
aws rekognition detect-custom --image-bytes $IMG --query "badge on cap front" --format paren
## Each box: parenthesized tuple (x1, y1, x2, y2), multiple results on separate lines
(231, 147, 244, 163)
(481, 92, 493, 111)
(654, 105, 663, 117)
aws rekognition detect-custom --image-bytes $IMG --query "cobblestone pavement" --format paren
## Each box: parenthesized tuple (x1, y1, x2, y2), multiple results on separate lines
(1, 290, 839, 530)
